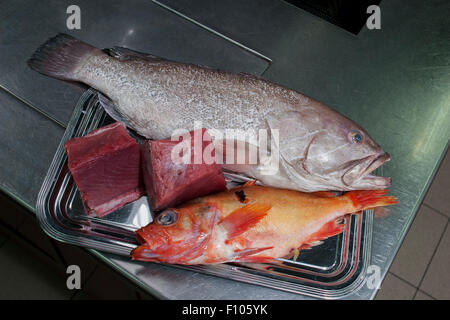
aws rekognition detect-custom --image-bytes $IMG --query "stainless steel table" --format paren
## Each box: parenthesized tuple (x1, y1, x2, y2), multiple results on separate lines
(0, 0, 449, 299)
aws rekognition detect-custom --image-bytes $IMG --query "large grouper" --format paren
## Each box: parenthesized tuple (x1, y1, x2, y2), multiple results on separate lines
(28, 33, 391, 192)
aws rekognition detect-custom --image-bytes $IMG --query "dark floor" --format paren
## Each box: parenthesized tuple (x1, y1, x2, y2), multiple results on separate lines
(0, 193, 154, 300)
(0, 148, 448, 300)
(375, 148, 450, 300)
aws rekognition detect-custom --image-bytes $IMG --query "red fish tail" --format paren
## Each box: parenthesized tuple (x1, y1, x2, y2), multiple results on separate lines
(346, 189, 398, 212)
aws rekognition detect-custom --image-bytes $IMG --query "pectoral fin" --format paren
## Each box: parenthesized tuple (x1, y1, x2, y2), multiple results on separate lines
(97, 93, 134, 129)
(219, 203, 271, 241)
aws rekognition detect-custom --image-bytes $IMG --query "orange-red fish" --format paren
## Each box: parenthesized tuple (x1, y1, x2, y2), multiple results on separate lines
(131, 186, 397, 264)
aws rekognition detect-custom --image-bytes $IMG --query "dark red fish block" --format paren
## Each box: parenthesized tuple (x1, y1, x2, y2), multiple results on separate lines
(64, 122, 144, 217)
(142, 128, 227, 212)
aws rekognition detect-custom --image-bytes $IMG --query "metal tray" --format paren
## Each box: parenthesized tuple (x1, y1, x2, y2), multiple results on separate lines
(36, 88, 375, 299)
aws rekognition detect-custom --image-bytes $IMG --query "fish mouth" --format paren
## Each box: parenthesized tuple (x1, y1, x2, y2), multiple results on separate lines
(132, 204, 220, 263)
(343, 152, 391, 189)
(362, 152, 390, 177)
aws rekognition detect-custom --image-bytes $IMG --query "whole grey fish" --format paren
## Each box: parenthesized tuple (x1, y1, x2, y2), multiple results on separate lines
(28, 33, 391, 192)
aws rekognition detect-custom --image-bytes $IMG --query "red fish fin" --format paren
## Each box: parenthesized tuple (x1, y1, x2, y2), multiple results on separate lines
(243, 180, 257, 187)
(220, 203, 271, 240)
(346, 189, 398, 211)
(233, 246, 274, 263)
(299, 241, 325, 250)
(311, 191, 342, 198)
(237, 256, 275, 263)
(301, 219, 346, 250)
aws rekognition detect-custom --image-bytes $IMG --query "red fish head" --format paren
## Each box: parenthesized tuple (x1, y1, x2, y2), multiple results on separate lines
(131, 203, 219, 264)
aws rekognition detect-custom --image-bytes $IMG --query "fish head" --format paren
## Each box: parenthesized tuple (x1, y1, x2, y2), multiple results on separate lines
(132, 203, 219, 263)
(266, 105, 391, 191)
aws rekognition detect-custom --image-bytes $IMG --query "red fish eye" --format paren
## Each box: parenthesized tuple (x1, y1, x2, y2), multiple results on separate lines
(156, 209, 178, 225)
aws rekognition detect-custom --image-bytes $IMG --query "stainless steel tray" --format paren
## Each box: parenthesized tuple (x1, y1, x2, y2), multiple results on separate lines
(36, 88, 375, 299)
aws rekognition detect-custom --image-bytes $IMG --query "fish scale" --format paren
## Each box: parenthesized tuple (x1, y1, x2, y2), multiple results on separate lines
(79, 53, 292, 138)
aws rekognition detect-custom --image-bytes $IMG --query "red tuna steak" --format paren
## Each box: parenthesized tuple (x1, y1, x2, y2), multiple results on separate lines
(141, 129, 226, 212)
(65, 122, 144, 217)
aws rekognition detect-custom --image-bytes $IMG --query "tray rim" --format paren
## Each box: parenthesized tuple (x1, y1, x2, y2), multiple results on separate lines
(36, 88, 374, 299)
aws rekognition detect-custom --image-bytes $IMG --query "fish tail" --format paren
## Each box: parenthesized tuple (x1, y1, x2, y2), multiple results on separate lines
(346, 189, 398, 211)
(27, 33, 103, 81)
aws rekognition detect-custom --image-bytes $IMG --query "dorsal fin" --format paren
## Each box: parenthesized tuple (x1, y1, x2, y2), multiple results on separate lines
(219, 203, 271, 240)
(106, 46, 164, 62)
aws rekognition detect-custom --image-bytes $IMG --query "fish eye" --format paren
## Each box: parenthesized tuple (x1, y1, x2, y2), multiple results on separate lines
(350, 131, 363, 144)
(156, 209, 178, 226)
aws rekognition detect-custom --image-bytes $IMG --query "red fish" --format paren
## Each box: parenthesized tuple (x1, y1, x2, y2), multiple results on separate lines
(131, 185, 397, 264)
